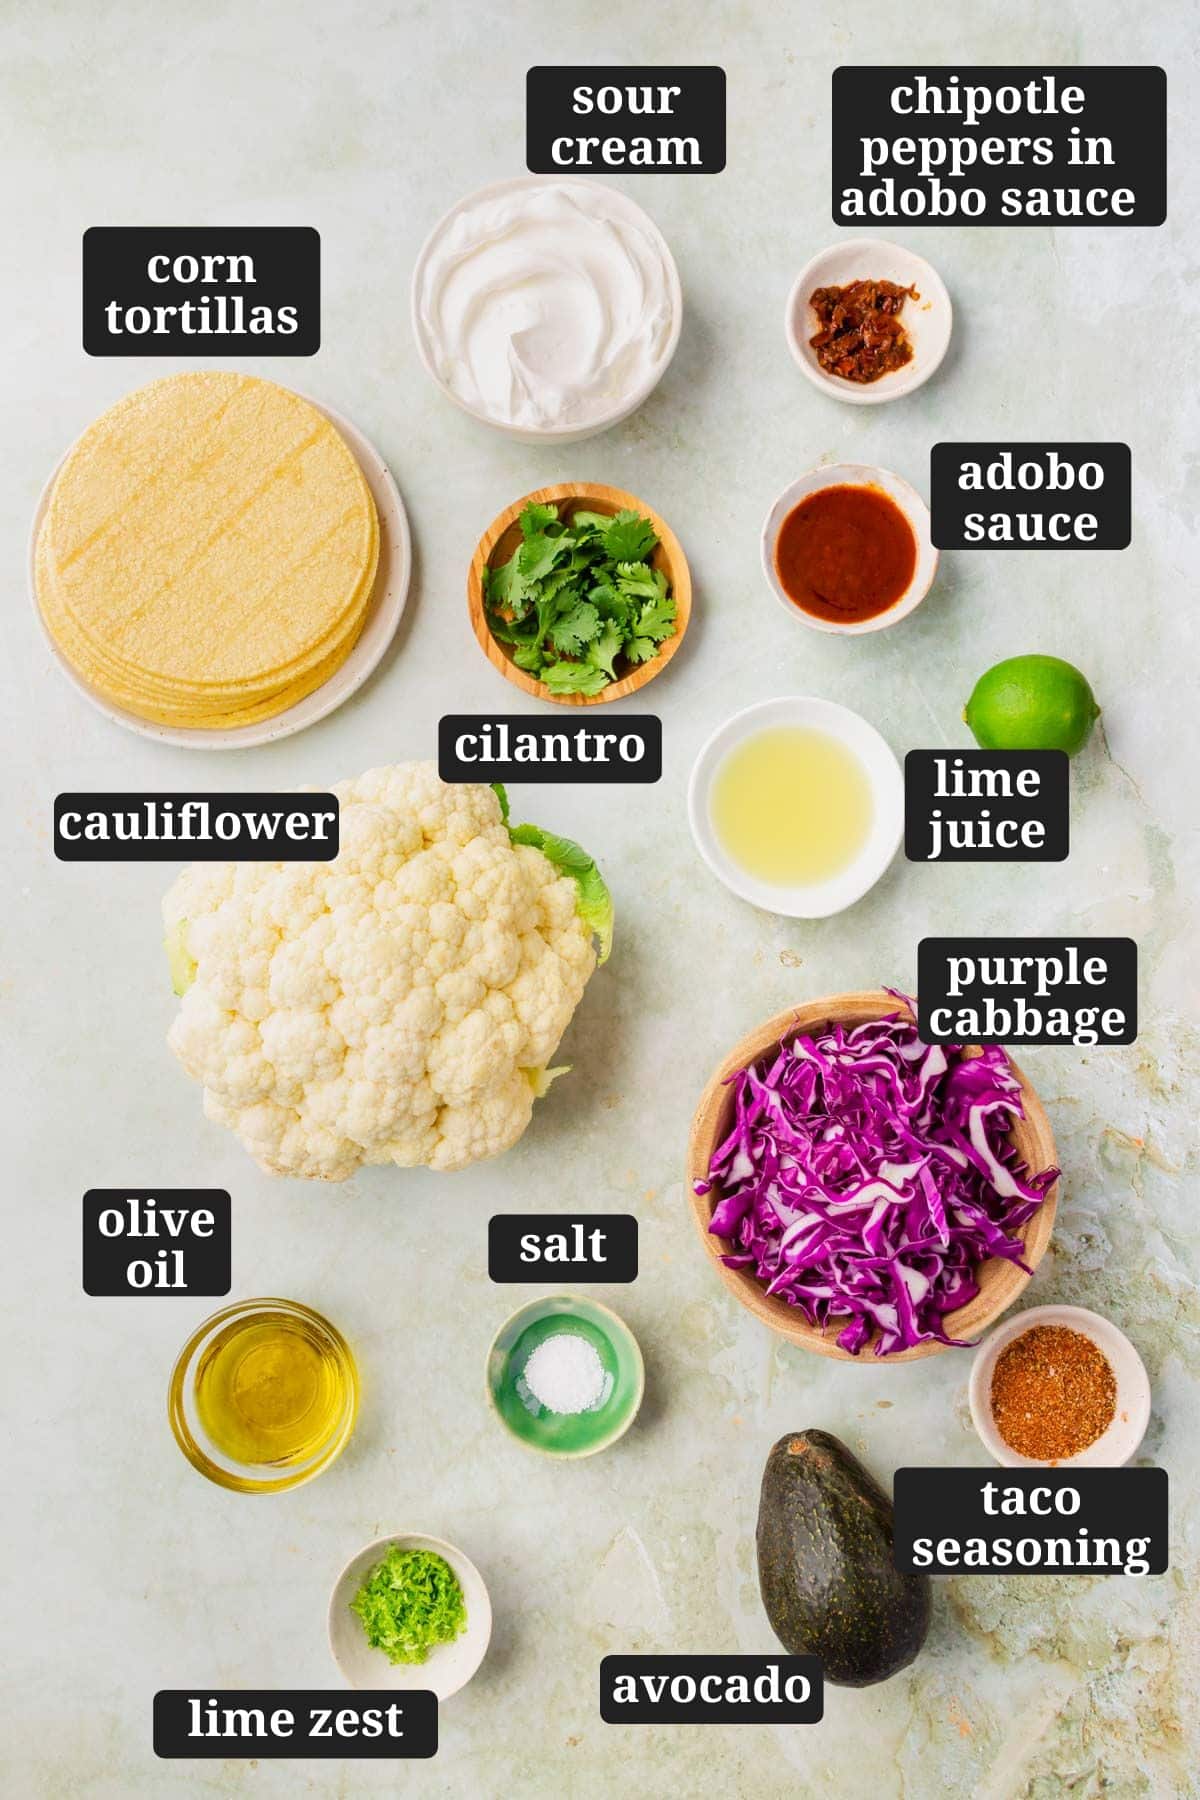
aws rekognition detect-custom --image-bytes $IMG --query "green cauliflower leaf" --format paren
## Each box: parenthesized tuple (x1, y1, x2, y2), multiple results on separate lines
(603, 509, 659, 563)
(510, 823, 614, 963)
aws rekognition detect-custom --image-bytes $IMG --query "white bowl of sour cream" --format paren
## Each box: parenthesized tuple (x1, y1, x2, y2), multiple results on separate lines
(411, 176, 682, 443)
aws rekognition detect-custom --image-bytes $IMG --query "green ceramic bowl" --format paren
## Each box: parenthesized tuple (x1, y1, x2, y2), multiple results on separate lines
(485, 1294, 644, 1459)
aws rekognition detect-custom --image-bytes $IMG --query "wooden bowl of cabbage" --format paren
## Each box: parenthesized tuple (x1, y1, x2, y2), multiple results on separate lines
(467, 481, 691, 706)
(685, 991, 1059, 1363)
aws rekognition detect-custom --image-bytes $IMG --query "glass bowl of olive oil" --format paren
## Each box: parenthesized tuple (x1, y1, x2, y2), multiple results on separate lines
(169, 1298, 359, 1494)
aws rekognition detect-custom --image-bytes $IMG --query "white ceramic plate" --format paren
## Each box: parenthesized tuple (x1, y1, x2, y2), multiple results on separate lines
(968, 1304, 1152, 1468)
(410, 174, 683, 445)
(785, 238, 952, 405)
(328, 1532, 492, 1700)
(29, 393, 411, 750)
(687, 695, 904, 919)
(761, 462, 938, 636)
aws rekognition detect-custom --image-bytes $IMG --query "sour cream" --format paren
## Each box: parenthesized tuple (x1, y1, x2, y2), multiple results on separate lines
(414, 180, 680, 435)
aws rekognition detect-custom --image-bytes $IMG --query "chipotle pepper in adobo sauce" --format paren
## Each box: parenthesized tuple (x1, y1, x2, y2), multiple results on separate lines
(774, 485, 917, 625)
(809, 279, 917, 383)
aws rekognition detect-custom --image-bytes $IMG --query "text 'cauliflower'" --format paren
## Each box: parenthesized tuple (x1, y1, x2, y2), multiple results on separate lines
(162, 765, 611, 1180)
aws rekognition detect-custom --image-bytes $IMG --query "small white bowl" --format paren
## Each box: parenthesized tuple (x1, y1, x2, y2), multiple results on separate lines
(761, 463, 937, 637)
(687, 696, 904, 919)
(785, 238, 952, 405)
(411, 175, 682, 445)
(328, 1533, 492, 1700)
(969, 1304, 1152, 1469)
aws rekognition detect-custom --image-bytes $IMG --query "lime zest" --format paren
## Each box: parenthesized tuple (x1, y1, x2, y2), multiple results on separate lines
(349, 1546, 466, 1667)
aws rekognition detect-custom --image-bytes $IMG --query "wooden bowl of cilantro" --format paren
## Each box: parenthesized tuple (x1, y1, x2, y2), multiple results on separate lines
(468, 482, 691, 704)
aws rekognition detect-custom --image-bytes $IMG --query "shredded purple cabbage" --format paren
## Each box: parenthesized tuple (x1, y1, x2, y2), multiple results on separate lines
(696, 994, 1059, 1357)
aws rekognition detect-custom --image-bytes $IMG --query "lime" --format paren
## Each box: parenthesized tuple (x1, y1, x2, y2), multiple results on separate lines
(963, 655, 1100, 756)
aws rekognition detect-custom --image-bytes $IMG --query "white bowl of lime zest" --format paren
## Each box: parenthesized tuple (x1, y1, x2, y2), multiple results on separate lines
(412, 176, 682, 443)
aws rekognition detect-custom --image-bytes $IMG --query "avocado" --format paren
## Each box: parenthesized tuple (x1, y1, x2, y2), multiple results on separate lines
(756, 1429, 930, 1687)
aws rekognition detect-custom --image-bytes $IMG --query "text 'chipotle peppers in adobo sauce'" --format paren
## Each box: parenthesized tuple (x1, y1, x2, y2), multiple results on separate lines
(774, 485, 917, 625)
(809, 279, 918, 384)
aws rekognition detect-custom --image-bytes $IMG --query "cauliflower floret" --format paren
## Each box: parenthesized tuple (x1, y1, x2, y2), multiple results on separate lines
(162, 764, 608, 1180)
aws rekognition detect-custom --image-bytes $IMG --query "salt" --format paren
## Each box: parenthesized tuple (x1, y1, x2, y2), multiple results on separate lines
(518, 1331, 610, 1416)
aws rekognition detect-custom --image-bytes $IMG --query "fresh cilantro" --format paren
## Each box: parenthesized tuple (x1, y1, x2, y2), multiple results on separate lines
(483, 556, 526, 613)
(520, 502, 561, 538)
(587, 620, 624, 679)
(542, 660, 610, 697)
(538, 568, 576, 602)
(634, 592, 677, 642)
(482, 500, 677, 696)
(615, 561, 666, 602)
(512, 641, 547, 673)
(590, 581, 632, 633)
(548, 600, 600, 656)
(518, 532, 568, 583)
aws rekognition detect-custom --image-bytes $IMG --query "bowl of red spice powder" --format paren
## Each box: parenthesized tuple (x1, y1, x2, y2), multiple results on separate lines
(969, 1304, 1151, 1468)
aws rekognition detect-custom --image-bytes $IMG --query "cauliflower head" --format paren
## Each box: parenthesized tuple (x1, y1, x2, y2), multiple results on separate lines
(162, 764, 608, 1180)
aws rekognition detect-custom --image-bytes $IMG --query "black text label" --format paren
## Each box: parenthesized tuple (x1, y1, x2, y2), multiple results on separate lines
(600, 1657, 821, 1723)
(55, 794, 339, 862)
(84, 227, 319, 354)
(84, 1192, 230, 1297)
(905, 751, 1069, 862)
(153, 1691, 436, 1759)
(833, 68, 1166, 226)
(931, 444, 1131, 550)
(489, 1214, 638, 1283)
(438, 716, 660, 784)
(918, 937, 1137, 1045)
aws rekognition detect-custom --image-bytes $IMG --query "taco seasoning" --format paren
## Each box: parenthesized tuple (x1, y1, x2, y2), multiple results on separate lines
(990, 1324, 1117, 1462)
(774, 483, 917, 625)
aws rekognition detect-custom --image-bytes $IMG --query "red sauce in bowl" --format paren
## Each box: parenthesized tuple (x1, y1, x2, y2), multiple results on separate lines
(774, 484, 917, 625)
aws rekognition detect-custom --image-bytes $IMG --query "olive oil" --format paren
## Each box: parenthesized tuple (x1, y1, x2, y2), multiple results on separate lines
(193, 1308, 352, 1469)
(710, 726, 873, 886)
